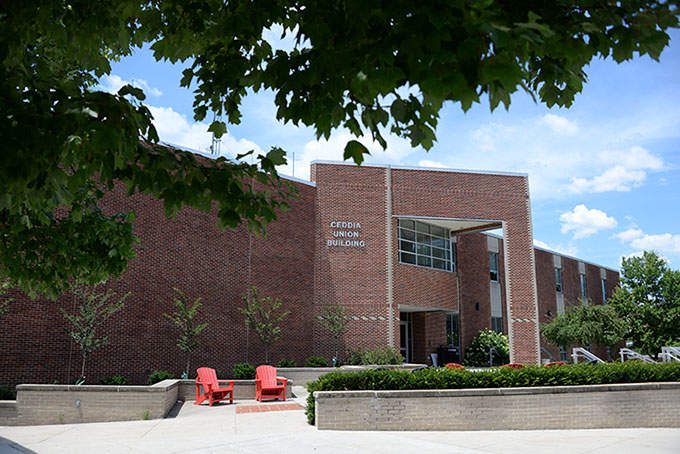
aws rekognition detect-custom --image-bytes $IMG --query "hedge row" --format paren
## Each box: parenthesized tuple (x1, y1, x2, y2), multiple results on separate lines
(305, 362, 680, 424)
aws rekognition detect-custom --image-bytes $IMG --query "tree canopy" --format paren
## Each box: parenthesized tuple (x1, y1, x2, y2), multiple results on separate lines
(540, 303, 627, 350)
(609, 251, 680, 357)
(2, 1, 678, 298)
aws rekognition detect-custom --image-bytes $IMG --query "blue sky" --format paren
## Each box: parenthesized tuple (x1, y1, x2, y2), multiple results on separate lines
(99, 30, 680, 270)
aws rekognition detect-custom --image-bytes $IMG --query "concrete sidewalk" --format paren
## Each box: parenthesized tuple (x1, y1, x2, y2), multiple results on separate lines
(1, 387, 678, 454)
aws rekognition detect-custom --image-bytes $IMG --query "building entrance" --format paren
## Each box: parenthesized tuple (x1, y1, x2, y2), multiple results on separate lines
(399, 312, 413, 363)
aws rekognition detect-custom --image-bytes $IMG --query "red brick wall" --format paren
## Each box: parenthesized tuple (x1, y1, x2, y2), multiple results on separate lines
(1, 179, 317, 386)
(1, 161, 620, 387)
(389, 167, 539, 364)
(311, 164, 390, 357)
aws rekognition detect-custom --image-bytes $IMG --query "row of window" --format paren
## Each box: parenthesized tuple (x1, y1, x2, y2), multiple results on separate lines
(398, 220, 455, 272)
(555, 268, 608, 301)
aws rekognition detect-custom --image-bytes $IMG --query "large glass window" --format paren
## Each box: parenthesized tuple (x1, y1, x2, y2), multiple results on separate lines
(489, 252, 499, 281)
(601, 278, 607, 302)
(580, 273, 587, 299)
(398, 220, 453, 272)
(555, 268, 562, 293)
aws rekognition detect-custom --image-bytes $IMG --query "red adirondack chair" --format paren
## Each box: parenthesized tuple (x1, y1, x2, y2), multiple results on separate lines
(255, 365, 288, 402)
(195, 367, 235, 406)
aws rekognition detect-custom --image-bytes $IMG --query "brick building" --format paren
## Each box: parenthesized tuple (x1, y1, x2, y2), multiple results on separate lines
(1, 160, 618, 386)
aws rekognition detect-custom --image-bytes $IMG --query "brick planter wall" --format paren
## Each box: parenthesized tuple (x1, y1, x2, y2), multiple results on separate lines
(314, 382, 680, 431)
(2, 379, 180, 426)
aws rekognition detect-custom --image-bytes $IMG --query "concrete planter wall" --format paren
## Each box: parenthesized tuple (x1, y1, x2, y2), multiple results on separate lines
(314, 382, 680, 431)
(1, 378, 294, 426)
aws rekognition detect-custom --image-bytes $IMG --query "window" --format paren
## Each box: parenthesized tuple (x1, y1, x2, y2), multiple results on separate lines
(398, 220, 453, 272)
(491, 316, 503, 334)
(489, 252, 499, 281)
(446, 313, 459, 347)
(555, 268, 562, 293)
(579, 273, 587, 299)
(559, 346, 568, 362)
(601, 278, 607, 302)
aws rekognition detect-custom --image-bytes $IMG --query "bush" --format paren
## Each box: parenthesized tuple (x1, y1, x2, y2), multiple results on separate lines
(362, 347, 404, 365)
(277, 359, 296, 368)
(304, 362, 680, 425)
(147, 370, 175, 385)
(0, 385, 16, 400)
(344, 348, 364, 365)
(232, 363, 256, 379)
(101, 375, 129, 385)
(344, 347, 404, 365)
(463, 329, 510, 367)
(305, 356, 328, 367)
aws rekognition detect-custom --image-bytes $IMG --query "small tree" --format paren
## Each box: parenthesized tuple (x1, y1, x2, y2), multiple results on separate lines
(541, 303, 627, 352)
(61, 286, 127, 381)
(163, 288, 209, 378)
(238, 286, 289, 364)
(463, 329, 510, 367)
(318, 302, 352, 361)
(609, 251, 680, 358)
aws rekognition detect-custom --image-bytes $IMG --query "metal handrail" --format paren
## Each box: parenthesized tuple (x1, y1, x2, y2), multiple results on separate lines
(660, 347, 680, 363)
(571, 348, 605, 364)
(619, 348, 655, 363)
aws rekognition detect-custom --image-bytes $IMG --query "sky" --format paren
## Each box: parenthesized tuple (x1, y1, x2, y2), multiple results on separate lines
(98, 29, 680, 271)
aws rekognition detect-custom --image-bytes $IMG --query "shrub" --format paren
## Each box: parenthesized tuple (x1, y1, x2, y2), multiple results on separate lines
(344, 348, 364, 365)
(463, 329, 510, 367)
(304, 362, 680, 425)
(362, 346, 404, 365)
(0, 385, 16, 400)
(147, 370, 175, 385)
(101, 375, 129, 385)
(305, 356, 328, 367)
(232, 363, 256, 379)
(277, 359, 296, 368)
(343, 347, 404, 365)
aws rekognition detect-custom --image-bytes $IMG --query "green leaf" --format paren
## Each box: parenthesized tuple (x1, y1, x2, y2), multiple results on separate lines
(343, 140, 370, 165)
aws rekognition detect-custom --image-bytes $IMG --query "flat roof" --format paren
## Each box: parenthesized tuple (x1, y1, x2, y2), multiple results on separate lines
(311, 160, 528, 178)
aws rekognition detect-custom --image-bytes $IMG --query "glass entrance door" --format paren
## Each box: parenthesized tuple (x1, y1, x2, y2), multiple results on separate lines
(400, 312, 413, 362)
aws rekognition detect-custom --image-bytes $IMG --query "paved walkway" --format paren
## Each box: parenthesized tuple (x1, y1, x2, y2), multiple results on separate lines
(1, 387, 678, 453)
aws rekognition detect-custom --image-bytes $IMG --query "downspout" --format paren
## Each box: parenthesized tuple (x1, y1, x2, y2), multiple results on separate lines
(386, 165, 394, 346)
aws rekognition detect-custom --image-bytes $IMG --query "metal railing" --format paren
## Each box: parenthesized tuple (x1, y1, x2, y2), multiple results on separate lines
(571, 348, 605, 364)
(660, 346, 680, 363)
(619, 348, 656, 363)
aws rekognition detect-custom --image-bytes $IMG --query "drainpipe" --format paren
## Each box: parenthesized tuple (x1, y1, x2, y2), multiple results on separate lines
(386, 165, 394, 346)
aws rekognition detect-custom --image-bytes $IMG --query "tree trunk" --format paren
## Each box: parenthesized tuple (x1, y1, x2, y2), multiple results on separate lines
(185, 353, 191, 377)
(81, 353, 86, 379)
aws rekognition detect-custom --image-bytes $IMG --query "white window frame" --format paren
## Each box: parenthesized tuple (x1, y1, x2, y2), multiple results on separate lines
(555, 268, 562, 293)
(398, 220, 453, 272)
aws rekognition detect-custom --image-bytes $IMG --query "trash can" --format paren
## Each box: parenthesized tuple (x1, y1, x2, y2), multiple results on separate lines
(437, 346, 460, 364)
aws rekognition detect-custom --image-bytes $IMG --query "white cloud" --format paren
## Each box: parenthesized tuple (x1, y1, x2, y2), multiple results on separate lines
(599, 146, 663, 170)
(533, 239, 579, 257)
(568, 166, 647, 193)
(629, 233, 680, 255)
(470, 123, 515, 152)
(278, 131, 416, 181)
(98, 74, 163, 97)
(560, 204, 617, 239)
(540, 114, 579, 135)
(148, 106, 262, 159)
(418, 160, 447, 168)
(612, 228, 644, 242)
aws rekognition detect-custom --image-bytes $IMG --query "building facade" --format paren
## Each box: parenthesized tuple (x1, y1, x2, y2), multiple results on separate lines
(0, 161, 618, 386)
